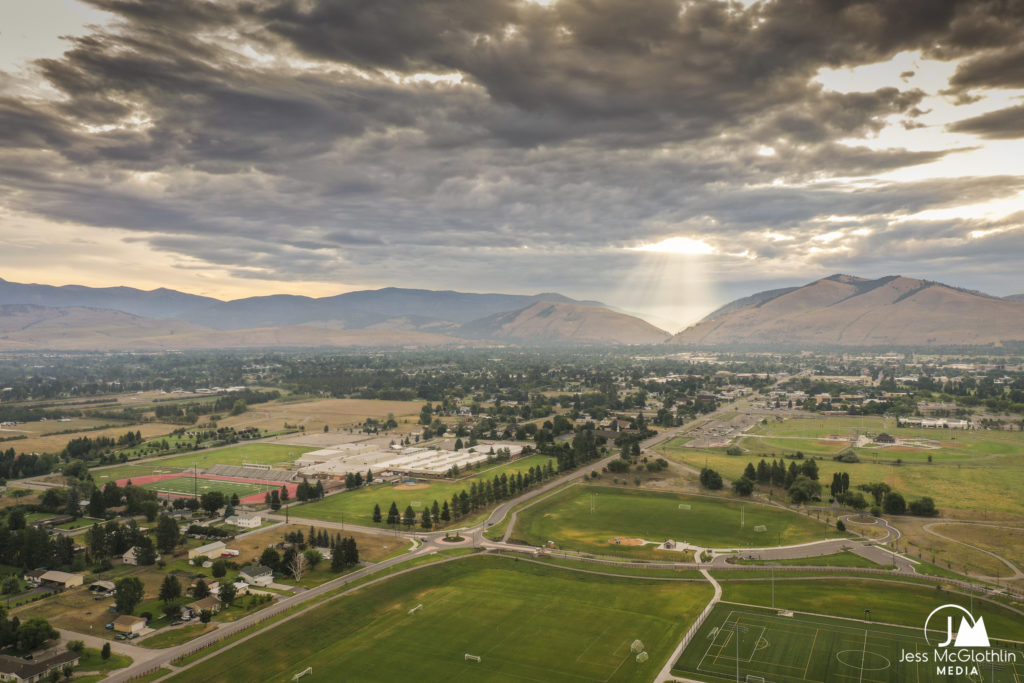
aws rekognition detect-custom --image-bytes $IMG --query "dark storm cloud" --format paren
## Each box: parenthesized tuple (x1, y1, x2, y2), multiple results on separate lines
(0, 0, 1022, 305)
(948, 104, 1024, 138)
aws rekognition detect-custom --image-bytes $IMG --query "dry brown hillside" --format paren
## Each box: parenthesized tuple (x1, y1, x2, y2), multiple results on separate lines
(670, 275, 1024, 346)
(463, 301, 670, 344)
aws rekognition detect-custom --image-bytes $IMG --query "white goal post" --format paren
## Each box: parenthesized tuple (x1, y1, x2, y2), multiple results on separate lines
(746, 676, 766, 683)
(465, 654, 481, 662)
(292, 667, 313, 681)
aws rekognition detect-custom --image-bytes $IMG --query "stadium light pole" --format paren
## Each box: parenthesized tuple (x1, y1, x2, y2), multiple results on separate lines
(724, 623, 749, 683)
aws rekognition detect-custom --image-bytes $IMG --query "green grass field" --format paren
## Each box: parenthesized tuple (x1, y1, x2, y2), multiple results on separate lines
(165, 554, 715, 683)
(674, 604, 1024, 682)
(510, 485, 842, 557)
(139, 476, 279, 500)
(290, 455, 556, 526)
(717, 578, 1024, 641)
(658, 439, 1024, 517)
(91, 443, 313, 485)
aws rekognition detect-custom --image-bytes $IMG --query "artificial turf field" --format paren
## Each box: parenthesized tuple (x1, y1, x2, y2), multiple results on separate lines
(511, 485, 842, 556)
(674, 604, 1024, 683)
(166, 554, 714, 683)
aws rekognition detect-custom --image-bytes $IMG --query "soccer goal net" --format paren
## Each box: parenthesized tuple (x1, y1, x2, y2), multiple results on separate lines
(678, 504, 692, 510)
(292, 667, 313, 681)
(630, 640, 645, 654)
(745, 676, 766, 683)
(465, 654, 481, 662)
(636, 652, 649, 663)
(753, 525, 767, 532)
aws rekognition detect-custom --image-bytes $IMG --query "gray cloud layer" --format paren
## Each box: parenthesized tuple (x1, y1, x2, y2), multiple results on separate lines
(1, 0, 1023, 311)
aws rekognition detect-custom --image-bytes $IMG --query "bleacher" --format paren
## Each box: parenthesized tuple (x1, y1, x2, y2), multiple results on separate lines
(204, 464, 296, 483)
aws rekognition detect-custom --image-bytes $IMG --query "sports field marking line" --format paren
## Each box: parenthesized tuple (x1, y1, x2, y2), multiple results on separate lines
(805, 627, 819, 679)
(574, 622, 614, 663)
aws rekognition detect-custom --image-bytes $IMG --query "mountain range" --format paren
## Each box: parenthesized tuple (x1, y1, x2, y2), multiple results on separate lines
(0, 278, 669, 349)
(2, 274, 1022, 350)
(670, 274, 1024, 347)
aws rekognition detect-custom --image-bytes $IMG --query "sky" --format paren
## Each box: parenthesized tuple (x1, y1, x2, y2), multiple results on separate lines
(1, 0, 1023, 330)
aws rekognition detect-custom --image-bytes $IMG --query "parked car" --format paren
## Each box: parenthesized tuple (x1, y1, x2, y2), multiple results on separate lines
(114, 634, 127, 640)
(105, 623, 114, 630)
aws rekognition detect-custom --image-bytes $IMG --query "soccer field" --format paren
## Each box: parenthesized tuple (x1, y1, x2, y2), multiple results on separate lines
(511, 485, 840, 557)
(139, 475, 280, 501)
(165, 554, 715, 683)
(674, 604, 1024, 683)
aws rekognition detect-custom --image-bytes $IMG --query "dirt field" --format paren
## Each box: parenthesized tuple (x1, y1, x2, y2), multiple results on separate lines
(609, 537, 646, 546)
(217, 398, 424, 434)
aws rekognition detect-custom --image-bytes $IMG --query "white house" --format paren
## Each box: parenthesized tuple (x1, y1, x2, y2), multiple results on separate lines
(239, 565, 273, 586)
(224, 514, 262, 529)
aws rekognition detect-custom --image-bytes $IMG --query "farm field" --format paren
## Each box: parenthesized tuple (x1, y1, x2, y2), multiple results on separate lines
(1, 420, 180, 456)
(91, 443, 313, 486)
(290, 454, 556, 526)
(216, 397, 425, 434)
(657, 439, 1024, 517)
(673, 603, 1024, 683)
(164, 554, 715, 683)
(510, 485, 842, 557)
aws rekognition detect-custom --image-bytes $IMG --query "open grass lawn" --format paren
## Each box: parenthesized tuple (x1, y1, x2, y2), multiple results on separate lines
(925, 523, 1024, 575)
(290, 455, 556, 526)
(658, 442, 1024, 517)
(718, 578, 1024, 641)
(139, 623, 215, 648)
(166, 554, 715, 683)
(511, 486, 842, 558)
(91, 443, 313, 485)
(673, 603, 1024, 683)
(736, 550, 886, 569)
(76, 647, 133, 673)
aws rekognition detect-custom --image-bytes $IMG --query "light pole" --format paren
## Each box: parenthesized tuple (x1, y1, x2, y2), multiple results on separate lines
(724, 623, 749, 683)
(766, 563, 780, 609)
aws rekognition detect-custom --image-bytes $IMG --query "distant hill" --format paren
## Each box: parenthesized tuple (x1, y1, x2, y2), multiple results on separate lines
(669, 274, 1024, 347)
(0, 304, 471, 351)
(1006, 294, 1024, 302)
(0, 278, 605, 332)
(461, 301, 670, 345)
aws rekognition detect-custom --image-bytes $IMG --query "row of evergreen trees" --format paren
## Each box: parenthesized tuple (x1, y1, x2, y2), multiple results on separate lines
(372, 461, 558, 529)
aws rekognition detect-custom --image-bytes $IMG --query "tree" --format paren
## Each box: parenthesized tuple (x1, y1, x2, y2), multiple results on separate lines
(259, 547, 281, 572)
(800, 458, 819, 480)
(141, 500, 160, 522)
(212, 559, 227, 578)
(114, 577, 145, 614)
(883, 491, 907, 515)
(159, 575, 181, 604)
(743, 463, 757, 481)
(372, 504, 382, 524)
(101, 643, 111, 660)
(280, 486, 289, 503)
(420, 509, 432, 530)
(199, 609, 213, 624)
(366, 469, 373, 483)
(303, 549, 322, 569)
(402, 505, 415, 527)
(386, 501, 400, 526)
(155, 515, 180, 553)
(908, 497, 938, 517)
(230, 492, 240, 507)
(440, 500, 451, 522)
(220, 581, 237, 607)
(200, 491, 226, 516)
(847, 492, 869, 511)
(270, 490, 281, 511)
(88, 490, 105, 518)
(732, 477, 755, 497)
(787, 475, 821, 505)
(289, 551, 308, 581)
(16, 618, 58, 651)
(66, 640, 85, 655)
(331, 545, 345, 572)
(699, 467, 723, 490)
(192, 579, 210, 599)
(836, 520, 846, 532)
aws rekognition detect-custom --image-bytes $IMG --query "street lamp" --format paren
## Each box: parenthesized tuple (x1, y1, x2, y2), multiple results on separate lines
(724, 623, 749, 683)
